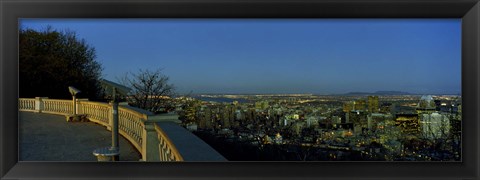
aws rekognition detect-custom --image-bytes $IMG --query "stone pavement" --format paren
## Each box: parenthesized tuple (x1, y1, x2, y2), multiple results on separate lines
(19, 111, 141, 161)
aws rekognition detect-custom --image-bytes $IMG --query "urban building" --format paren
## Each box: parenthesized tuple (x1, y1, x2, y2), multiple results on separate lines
(416, 95, 436, 114)
(368, 96, 379, 113)
(420, 112, 450, 139)
(395, 114, 420, 133)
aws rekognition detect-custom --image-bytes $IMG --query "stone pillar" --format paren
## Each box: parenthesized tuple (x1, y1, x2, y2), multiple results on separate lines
(72, 95, 77, 115)
(141, 120, 160, 161)
(34, 97, 48, 113)
(75, 99, 79, 114)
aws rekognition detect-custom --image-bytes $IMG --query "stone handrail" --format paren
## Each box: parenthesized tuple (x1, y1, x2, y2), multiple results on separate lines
(18, 97, 184, 161)
(18, 98, 36, 112)
(117, 106, 146, 153)
(155, 124, 184, 161)
(42, 99, 73, 115)
(77, 101, 111, 125)
(155, 122, 227, 161)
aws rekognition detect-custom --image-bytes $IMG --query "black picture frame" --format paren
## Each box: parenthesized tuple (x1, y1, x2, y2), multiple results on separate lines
(1, 0, 479, 179)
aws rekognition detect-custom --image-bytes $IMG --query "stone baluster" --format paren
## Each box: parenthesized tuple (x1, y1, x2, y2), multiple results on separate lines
(141, 119, 160, 161)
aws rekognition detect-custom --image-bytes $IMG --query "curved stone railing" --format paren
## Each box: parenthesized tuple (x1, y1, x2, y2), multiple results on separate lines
(155, 124, 184, 161)
(18, 98, 36, 112)
(155, 122, 227, 161)
(69, 100, 145, 153)
(43, 99, 73, 116)
(117, 106, 146, 153)
(77, 101, 111, 125)
(18, 97, 222, 161)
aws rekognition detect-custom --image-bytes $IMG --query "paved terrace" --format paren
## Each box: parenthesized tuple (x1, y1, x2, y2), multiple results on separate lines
(20, 112, 141, 161)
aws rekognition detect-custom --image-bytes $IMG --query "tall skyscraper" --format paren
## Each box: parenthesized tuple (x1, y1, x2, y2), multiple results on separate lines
(368, 96, 379, 113)
(354, 100, 366, 111)
(343, 102, 353, 112)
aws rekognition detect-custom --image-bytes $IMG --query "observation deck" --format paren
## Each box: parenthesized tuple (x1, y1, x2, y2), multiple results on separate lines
(19, 97, 226, 161)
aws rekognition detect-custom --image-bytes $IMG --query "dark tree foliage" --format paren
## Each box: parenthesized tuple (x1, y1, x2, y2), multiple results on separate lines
(19, 27, 103, 99)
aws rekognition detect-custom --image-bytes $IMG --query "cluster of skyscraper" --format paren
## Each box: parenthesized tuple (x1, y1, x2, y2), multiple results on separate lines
(173, 94, 461, 161)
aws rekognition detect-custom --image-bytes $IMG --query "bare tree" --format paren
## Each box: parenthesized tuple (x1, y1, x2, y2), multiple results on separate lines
(120, 69, 175, 113)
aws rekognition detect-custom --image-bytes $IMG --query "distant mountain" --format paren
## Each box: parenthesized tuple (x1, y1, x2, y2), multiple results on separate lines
(344, 91, 412, 96)
(374, 91, 412, 95)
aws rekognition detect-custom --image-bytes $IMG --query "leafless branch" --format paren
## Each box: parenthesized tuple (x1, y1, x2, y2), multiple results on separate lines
(118, 68, 175, 113)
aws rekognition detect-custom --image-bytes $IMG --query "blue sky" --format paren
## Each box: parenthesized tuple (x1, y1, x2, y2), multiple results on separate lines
(20, 19, 461, 95)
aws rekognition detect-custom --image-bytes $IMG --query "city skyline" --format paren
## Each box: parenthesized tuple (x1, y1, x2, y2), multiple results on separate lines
(20, 19, 461, 95)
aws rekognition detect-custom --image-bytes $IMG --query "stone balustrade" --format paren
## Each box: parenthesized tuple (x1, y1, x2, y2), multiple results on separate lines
(42, 99, 73, 115)
(117, 106, 147, 154)
(18, 98, 36, 112)
(77, 101, 111, 125)
(155, 123, 183, 161)
(18, 97, 225, 162)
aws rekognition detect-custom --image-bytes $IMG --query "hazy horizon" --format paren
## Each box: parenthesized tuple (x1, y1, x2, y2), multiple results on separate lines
(188, 91, 461, 96)
(20, 19, 461, 95)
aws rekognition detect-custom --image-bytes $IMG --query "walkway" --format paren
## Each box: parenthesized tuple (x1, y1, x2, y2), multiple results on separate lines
(19, 112, 141, 161)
